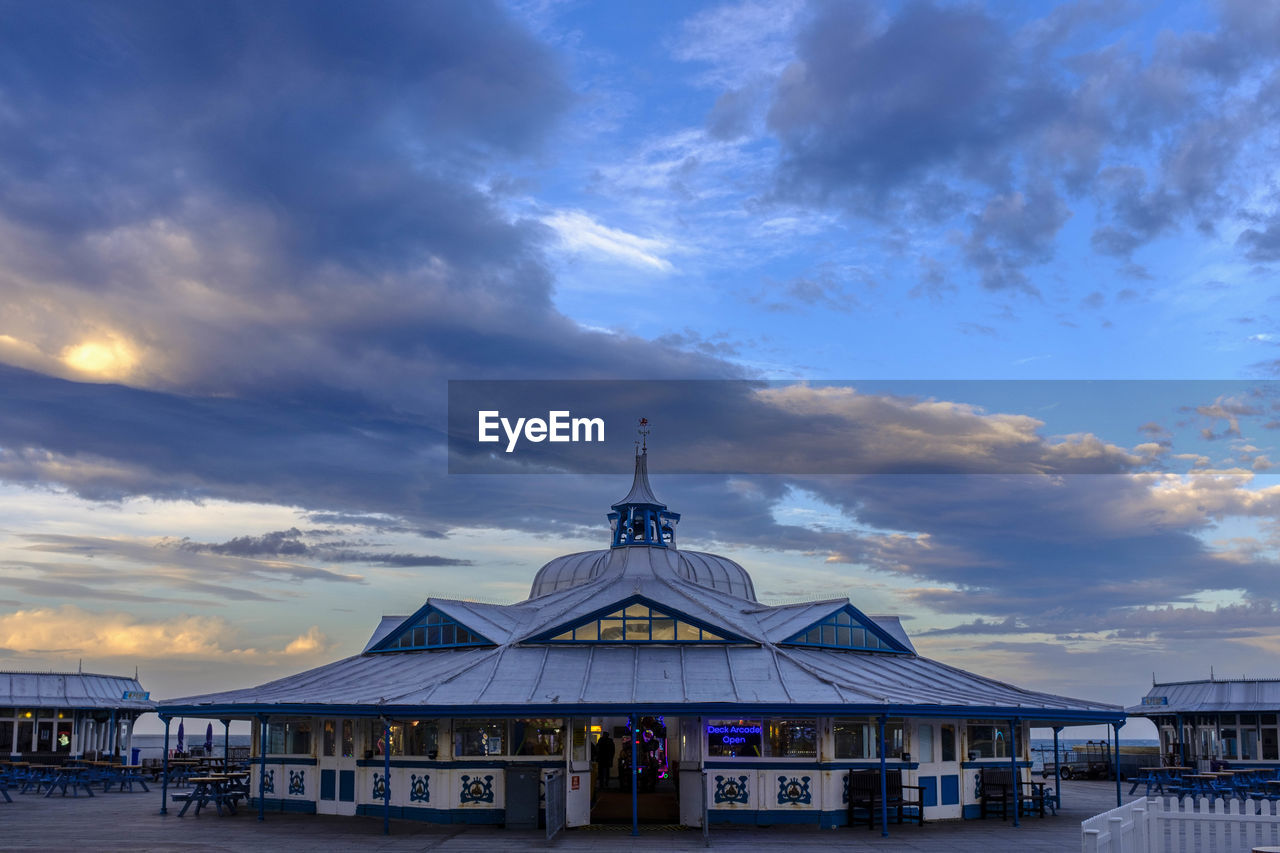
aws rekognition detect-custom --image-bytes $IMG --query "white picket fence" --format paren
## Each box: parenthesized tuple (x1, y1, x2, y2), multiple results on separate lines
(1082, 796, 1280, 852)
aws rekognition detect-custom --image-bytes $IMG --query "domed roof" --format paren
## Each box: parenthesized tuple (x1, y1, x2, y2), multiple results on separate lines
(529, 547, 756, 601)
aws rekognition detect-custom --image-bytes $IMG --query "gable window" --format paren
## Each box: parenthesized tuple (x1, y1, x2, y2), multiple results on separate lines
(377, 607, 492, 651)
(783, 608, 901, 652)
(546, 601, 728, 643)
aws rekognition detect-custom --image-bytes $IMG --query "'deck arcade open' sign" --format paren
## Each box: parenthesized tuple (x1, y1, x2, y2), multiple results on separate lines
(707, 722, 762, 757)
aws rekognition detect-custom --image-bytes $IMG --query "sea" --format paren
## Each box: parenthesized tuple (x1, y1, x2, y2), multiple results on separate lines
(130, 732, 252, 762)
(1029, 738, 1159, 772)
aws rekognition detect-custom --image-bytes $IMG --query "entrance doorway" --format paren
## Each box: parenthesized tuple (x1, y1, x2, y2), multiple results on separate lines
(589, 714, 682, 825)
(317, 719, 357, 816)
(913, 720, 962, 820)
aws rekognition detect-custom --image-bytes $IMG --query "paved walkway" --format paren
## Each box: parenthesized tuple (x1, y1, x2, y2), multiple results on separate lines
(3, 779, 1134, 851)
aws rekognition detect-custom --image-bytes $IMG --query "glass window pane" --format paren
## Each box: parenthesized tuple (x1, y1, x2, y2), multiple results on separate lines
(805, 628, 820, 643)
(624, 604, 649, 618)
(412, 626, 425, 646)
(600, 620, 624, 641)
(836, 626, 851, 646)
(651, 618, 675, 640)
(551, 630, 573, 641)
(821, 624, 836, 645)
(702, 628, 722, 641)
(574, 623, 597, 641)
(323, 720, 336, 757)
(677, 621, 700, 641)
(850, 627, 865, 647)
(427, 612, 443, 625)
(625, 620, 649, 640)
(454, 719, 506, 756)
(917, 724, 934, 763)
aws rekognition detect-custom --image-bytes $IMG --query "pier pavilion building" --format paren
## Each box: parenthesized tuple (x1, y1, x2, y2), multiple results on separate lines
(159, 450, 1122, 829)
(2, 670, 153, 761)
(1130, 678, 1280, 770)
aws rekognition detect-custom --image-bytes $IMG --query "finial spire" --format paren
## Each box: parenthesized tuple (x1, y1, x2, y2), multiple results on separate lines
(608, 425, 680, 548)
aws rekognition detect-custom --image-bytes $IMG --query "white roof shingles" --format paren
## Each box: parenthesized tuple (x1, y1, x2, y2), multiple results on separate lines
(1128, 679, 1280, 715)
(164, 544, 1118, 720)
(1, 671, 154, 711)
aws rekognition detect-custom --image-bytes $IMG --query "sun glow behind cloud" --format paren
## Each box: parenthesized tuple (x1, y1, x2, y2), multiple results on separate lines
(60, 335, 139, 381)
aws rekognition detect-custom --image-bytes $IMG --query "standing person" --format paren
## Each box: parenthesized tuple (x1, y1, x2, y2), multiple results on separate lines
(596, 732, 615, 791)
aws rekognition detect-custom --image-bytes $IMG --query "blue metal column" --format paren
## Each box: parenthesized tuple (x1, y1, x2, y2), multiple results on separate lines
(1052, 726, 1062, 810)
(1113, 720, 1124, 807)
(222, 719, 230, 764)
(631, 714, 639, 837)
(1009, 719, 1019, 827)
(258, 715, 268, 821)
(109, 708, 117, 759)
(878, 714, 889, 838)
(383, 719, 392, 835)
(159, 716, 171, 815)
(1176, 713, 1186, 766)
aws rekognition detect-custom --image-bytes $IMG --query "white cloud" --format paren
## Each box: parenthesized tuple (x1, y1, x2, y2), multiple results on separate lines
(543, 210, 676, 272)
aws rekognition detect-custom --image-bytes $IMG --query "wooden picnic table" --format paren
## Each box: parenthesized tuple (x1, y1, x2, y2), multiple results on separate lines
(175, 776, 240, 817)
(43, 765, 94, 798)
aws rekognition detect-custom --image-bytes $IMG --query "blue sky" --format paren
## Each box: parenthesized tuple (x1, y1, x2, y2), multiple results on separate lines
(2, 0, 1280, 734)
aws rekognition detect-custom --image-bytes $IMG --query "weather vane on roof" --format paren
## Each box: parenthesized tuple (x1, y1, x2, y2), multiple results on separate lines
(637, 417, 650, 453)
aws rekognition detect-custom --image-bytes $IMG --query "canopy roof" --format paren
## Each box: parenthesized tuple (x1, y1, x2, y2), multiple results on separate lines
(1128, 678, 1280, 715)
(161, 451, 1122, 726)
(0, 670, 154, 711)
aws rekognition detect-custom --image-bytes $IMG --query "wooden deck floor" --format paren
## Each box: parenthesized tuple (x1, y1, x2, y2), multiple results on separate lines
(3, 778, 1135, 851)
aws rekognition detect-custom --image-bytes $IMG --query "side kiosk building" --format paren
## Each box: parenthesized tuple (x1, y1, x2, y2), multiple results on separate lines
(159, 449, 1123, 831)
(1129, 677, 1280, 770)
(2, 670, 153, 760)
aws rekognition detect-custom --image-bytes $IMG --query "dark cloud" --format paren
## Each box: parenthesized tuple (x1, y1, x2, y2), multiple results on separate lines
(757, 0, 1280, 288)
(181, 527, 471, 567)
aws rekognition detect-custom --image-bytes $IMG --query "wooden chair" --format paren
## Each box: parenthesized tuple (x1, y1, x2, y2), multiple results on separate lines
(846, 769, 925, 829)
(979, 767, 1055, 819)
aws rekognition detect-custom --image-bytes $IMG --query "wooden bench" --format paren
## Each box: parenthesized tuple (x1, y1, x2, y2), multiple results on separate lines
(846, 769, 925, 829)
(979, 767, 1054, 819)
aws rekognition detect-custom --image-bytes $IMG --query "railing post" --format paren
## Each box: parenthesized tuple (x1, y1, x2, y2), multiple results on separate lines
(159, 715, 170, 815)
(630, 713, 639, 837)
(382, 718, 391, 836)
(1113, 719, 1125, 807)
(258, 714, 268, 821)
(1052, 726, 1063, 811)
(1009, 718, 1019, 827)
(878, 714, 889, 838)
(701, 769, 710, 847)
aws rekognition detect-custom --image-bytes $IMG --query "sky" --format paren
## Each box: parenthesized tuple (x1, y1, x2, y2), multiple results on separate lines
(3, 0, 1280, 737)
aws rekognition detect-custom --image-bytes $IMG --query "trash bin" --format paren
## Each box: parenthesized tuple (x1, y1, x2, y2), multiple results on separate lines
(505, 766, 540, 829)
(131, 747, 140, 765)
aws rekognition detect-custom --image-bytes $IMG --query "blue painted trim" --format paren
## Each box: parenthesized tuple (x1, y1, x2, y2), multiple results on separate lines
(320, 769, 335, 801)
(940, 774, 960, 806)
(918, 774, 938, 807)
(963, 804, 982, 819)
(251, 797, 317, 814)
(369, 602, 495, 653)
(355, 805, 506, 824)
(782, 603, 911, 653)
(263, 756, 318, 765)
(704, 760, 917, 770)
(961, 760, 1031, 769)
(355, 758, 563, 769)
(708, 808, 847, 827)
(158, 701, 1124, 724)
(526, 593, 748, 644)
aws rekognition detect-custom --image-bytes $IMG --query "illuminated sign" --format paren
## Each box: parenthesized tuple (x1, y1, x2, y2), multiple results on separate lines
(707, 722, 763, 755)
(1141, 697, 1168, 706)
(122, 690, 151, 700)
